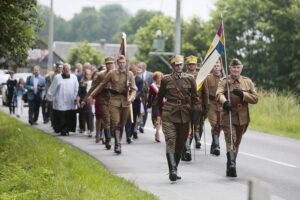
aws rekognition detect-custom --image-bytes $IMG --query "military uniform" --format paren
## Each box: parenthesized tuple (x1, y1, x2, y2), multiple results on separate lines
(87, 65, 113, 149)
(89, 57, 137, 154)
(216, 58, 258, 177)
(206, 72, 222, 155)
(154, 55, 201, 181)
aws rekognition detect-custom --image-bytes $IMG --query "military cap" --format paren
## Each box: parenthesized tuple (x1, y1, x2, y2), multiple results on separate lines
(105, 56, 115, 64)
(170, 55, 184, 65)
(230, 58, 242, 66)
(117, 55, 126, 61)
(186, 55, 198, 64)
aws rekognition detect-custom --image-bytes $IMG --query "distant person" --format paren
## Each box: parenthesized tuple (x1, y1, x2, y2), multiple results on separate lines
(206, 58, 223, 156)
(75, 63, 83, 81)
(6, 71, 17, 115)
(47, 63, 79, 136)
(13, 78, 26, 118)
(137, 62, 153, 133)
(147, 71, 163, 142)
(216, 58, 258, 177)
(25, 65, 46, 125)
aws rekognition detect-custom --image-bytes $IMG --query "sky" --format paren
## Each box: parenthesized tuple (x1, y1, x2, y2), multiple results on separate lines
(37, 0, 216, 21)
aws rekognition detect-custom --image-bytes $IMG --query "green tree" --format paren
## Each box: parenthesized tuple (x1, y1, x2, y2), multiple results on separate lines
(134, 15, 174, 73)
(67, 41, 104, 66)
(0, 0, 41, 67)
(210, 0, 300, 93)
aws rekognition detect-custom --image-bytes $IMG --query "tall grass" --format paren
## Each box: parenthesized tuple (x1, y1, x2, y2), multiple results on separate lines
(0, 112, 156, 200)
(249, 90, 300, 139)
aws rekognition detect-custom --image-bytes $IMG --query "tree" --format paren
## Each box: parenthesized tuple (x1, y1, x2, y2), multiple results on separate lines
(67, 41, 105, 66)
(210, 0, 300, 93)
(0, 0, 41, 67)
(134, 15, 174, 73)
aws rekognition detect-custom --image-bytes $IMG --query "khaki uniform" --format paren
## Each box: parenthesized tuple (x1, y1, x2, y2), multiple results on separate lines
(216, 75, 258, 152)
(155, 72, 201, 154)
(90, 69, 137, 131)
(206, 73, 222, 134)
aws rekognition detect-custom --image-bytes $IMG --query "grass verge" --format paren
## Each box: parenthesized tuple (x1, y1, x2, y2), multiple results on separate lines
(249, 90, 300, 140)
(0, 112, 156, 200)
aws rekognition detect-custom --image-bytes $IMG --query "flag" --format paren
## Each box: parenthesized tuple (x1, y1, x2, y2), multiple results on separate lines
(119, 32, 127, 57)
(195, 23, 224, 90)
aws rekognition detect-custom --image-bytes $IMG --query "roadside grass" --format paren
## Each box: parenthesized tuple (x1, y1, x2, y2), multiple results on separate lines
(0, 112, 157, 200)
(249, 90, 300, 140)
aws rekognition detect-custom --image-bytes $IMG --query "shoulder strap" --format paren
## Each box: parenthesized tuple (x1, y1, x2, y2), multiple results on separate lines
(170, 75, 186, 99)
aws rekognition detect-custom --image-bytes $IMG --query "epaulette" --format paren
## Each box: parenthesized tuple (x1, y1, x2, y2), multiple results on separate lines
(163, 74, 172, 81)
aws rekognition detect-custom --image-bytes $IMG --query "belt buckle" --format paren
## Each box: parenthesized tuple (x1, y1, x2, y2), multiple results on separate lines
(177, 99, 181, 105)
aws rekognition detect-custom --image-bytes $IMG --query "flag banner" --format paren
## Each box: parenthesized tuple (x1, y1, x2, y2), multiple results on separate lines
(119, 32, 127, 57)
(196, 24, 224, 90)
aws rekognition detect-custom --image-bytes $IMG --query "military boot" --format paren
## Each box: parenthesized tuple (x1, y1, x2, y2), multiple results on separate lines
(174, 153, 182, 180)
(226, 152, 237, 177)
(166, 153, 178, 182)
(114, 130, 122, 154)
(194, 131, 201, 149)
(104, 129, 111, 150)
(211, 134, 220, 156)
(181, 138, 192, 161)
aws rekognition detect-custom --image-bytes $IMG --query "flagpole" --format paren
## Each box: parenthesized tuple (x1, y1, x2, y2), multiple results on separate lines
(221, 14, 234, 151)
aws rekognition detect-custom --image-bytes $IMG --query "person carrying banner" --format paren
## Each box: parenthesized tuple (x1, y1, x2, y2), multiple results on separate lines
(154, 55, 201, 181)
(216, 58, 258, 177)
(181, 55, 209, 162)
(85, 55, 137, 154)
(206, 58, 223, 156)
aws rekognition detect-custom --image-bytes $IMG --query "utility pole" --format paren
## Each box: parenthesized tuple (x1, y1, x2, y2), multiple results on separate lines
(47, 0, 54, 72)
(174, 0, 181, 55)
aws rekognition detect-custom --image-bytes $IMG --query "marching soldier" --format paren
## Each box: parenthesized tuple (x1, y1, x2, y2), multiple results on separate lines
(206, 58, 223, 156)
(216, 58, 258, 177)
(85, 57, 115, 149)
(154, 55, 201, 181)
(86, 55, 137, 154)
(181, 55, 209, 161)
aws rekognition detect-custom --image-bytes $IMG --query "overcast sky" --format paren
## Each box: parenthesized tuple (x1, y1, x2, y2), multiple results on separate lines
(38, 0, 216, 21)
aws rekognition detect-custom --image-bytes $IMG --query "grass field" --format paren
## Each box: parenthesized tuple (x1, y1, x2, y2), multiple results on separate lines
(249, 90, 300, 140)
(0, 112, 156, 200)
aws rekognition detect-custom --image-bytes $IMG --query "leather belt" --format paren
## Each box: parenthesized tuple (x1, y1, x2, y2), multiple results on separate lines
(109, 89, 127, 96)
(166, 98, 188, 105)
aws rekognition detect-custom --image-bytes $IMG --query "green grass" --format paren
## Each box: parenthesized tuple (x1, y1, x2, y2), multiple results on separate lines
(249, 90, 300, 140)
(0, 112, 157, 200)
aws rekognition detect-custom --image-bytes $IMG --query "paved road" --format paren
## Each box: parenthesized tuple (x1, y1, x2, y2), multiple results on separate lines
(1, 102, 299, 200)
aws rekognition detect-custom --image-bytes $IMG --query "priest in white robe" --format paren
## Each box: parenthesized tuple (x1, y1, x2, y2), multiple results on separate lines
(47, 63, 79, 135)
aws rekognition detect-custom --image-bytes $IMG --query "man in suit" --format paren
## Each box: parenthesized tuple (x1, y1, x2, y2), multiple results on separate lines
(137, 62, 153, 133)
(25, 65, 46, 125)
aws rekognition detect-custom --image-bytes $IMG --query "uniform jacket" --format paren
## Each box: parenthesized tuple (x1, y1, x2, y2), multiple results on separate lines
(206, 73, 222, 112)
(25, 74, 46, 100)
(154, 72, 201, 124)
(216, 75, 258, 126)
(90, 69, 137, 108)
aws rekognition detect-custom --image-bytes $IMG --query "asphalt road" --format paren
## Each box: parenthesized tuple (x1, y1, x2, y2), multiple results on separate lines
(1, 101, 299, 200)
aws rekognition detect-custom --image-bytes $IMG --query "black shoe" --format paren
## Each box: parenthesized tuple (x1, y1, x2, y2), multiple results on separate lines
(226, 152, 237, 177)
(127, 137, 132, 144)
(133, 132, 138, 139)
(181, 138, 192, 161)
(29, 120, 33, 125)
(43, 119, 49, 124)
(139, 127, 144, 133)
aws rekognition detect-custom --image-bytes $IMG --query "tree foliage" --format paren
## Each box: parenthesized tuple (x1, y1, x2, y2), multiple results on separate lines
(0, 0, 41, 66)
(67, 41, 104, 66)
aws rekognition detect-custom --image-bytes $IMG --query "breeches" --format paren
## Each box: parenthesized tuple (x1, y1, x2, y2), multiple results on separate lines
(162, 121, 189, 154)
(221, 124, 248, 153)
(109, 105, 129, 131)
(208, 110, 221, 135)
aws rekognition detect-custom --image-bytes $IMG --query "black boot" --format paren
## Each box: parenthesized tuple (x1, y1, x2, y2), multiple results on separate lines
(194, 131, 201, 149)
(174, 153, 182, 180)
(104, 129, 111, 150)
(226, 152, 237, 177)
(166, 153, 178, 181)
(211, 134, 220, 156)
(181, 138, 192, 161)
(114, 130, 122, 154)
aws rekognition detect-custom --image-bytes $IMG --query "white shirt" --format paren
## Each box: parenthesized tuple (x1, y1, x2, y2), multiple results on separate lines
(33, 76, 39, 94)
(47, 74, 79, 111)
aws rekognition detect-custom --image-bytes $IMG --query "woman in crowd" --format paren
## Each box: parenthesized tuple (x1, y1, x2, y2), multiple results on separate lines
(13, 78, 26, 118)
(6, 71, 17, 114)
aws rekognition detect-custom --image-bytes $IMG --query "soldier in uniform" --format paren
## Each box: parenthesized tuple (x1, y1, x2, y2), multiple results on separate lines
(85, 57, 115, 149)
(216, 58, 258, 177)
(86, 55, 137, 154)
(206, 58, 223, 156)
(154, 55, 201, 181)
(181, 55, 209, 161)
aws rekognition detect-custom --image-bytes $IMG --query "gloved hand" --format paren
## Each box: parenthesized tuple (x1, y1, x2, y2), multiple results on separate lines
(191, 110, 201, 123)
(222, 101, 232, 113)
(233, 89, 244, 100)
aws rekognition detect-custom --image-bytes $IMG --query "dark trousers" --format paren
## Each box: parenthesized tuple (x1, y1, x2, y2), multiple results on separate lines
(125, 100, 140, 138)
(78, 105, 94, 131)
(53, 109, 77, 133)
(28, 95, 41, 123)
(7, 93, 15, 114)
(41, 99, 48, 122)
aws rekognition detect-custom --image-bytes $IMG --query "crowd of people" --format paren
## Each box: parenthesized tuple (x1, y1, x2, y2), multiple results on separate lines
(4, 55, 258, 182)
